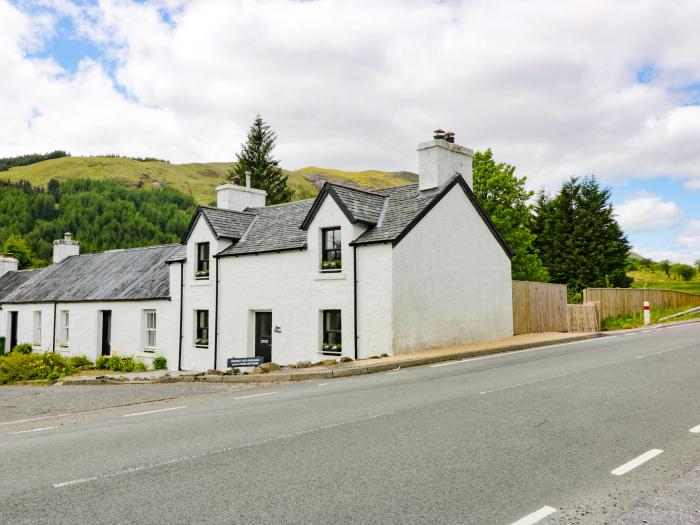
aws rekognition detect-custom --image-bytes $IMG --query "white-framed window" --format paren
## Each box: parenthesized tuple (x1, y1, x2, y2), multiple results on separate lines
(33, 311, 42, 346)
(195, 310, 209, 347)
(196, 242, 210, 279)
(320, 227, 342, 271)
(144, 310, 157, 349)
(60, 310, 70, 346)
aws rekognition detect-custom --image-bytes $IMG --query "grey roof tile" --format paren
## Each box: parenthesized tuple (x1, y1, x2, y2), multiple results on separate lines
(0, 270, 42, 302)
(199, 206, 256, 239)
(3, 244, 182, 303)
(329, 185, 386, 225)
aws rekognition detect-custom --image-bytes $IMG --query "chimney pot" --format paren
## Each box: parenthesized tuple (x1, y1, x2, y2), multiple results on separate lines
(245, 170, 251, 188)
(433, 128, 446, 140)
(53, 233, 80, 264)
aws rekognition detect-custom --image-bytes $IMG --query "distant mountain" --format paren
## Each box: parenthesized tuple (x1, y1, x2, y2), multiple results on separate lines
(3, 156, 418, 205)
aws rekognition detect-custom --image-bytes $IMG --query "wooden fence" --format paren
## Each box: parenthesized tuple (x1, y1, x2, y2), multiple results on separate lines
(583, 288, 700, 320)
(512, 280, 568, 334)
(567, 303, 600, 333)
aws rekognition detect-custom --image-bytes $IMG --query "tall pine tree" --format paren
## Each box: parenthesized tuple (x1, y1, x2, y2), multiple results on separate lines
(533, 176, 632, 294)
(472, 149, 548, 282)
(228, 115, 294, 205)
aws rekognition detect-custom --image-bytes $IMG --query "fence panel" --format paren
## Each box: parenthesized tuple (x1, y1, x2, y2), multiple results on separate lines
(583, 288, 700, 320)
(512, 281, 568, 334)
(568, 303, 600, 332)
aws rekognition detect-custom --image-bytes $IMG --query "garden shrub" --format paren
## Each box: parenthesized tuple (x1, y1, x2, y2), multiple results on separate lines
(152, 356, 167, 370)
(68, 355, 93, 369)
(95, 356, 108, 369)
(134, 362, 148, 372)
(11, 343, 33, 355)
(119, 357, 135, 373)
(105, 355, 122, 371)
(0, 352, 76, 384)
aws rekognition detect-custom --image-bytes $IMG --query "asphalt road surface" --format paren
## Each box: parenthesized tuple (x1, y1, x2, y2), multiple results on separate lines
(2, 323, 699, 524)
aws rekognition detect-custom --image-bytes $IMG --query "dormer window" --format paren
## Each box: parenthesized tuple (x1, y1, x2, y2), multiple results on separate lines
(321, 227, 341, 272)
(196, 242, 210, 279)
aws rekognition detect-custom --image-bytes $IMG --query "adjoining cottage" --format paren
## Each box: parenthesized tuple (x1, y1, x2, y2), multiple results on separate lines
(0, 133, 514, 370)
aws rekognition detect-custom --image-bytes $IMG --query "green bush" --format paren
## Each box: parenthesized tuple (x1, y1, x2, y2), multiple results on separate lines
(134, 361, 148, 372)
(119, 357, 135, 373)
(68, 355, 93, 369)
(152, 356, 167, 370)
(0, 352, 76, 384)
(105, 355, 122, 371)
(11, 343, 33, 355)
(95, 356, 108, 369)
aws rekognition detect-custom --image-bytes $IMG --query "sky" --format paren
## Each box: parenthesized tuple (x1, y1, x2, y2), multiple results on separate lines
(2, 0, 700, 264)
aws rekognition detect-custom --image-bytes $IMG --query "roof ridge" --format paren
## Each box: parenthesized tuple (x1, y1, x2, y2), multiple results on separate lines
(245, 197, 316, 210)
(199, 205, 257, 217)
(77, 243, 182, 257)
(328, 182, 386, 197)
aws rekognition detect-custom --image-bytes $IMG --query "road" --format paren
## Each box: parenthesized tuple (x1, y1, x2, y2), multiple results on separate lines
(1, 323, 699, 524)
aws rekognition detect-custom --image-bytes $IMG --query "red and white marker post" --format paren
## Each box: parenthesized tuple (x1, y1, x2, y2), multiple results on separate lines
(643, 301, 651, 325)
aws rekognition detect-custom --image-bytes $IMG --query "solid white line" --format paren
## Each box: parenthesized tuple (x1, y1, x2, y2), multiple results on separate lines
(233, 392, 278, 400)
(611, 449, 663, 476)
(122, 406, 187, 418)
(510, 505, 557, 525)
(690, 424, 700, 433)
(384, 371, 401, 375)
(479, 373, 570, 395)
(318, 380, 350, 387)
(634, 342, 698, 359)
(9, 426, 58, 435)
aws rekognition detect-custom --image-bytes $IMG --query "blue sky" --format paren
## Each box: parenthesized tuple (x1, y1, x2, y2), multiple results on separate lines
(3, 0, 700, 263)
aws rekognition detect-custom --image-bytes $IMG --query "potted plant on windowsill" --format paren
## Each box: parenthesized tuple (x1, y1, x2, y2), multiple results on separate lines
(321, 343, 342, 355)
(320, 259, 342, 272)
(195, 338, 209, 347)
(195, 270, 210, 279)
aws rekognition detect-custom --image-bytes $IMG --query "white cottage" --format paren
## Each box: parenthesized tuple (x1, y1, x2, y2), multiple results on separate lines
(0, 133, 514, 370)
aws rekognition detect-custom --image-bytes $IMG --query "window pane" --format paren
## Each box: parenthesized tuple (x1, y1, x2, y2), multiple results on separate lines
(147, 331, 156, 347)
(147, 312, 156, 330)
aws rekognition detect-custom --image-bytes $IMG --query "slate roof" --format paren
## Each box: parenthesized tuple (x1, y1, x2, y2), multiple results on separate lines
(0, 270, 42, 303)
(218, 199, 315, 256)
(2, 244, 182, 304)
(182, 206, 256, 242)
(215, 177, 511, 259)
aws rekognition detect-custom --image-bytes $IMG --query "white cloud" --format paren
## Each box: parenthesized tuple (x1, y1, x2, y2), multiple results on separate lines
(2, 0, 700, 190)
(641, 249, 700, 266)
(615, 191, 683, 231)
(683, 179, 700, 191)
(678, 220, 700, 249)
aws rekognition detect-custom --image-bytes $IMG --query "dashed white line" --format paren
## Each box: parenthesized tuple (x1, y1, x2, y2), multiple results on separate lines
(122, 406, 187, 418)
(611, 449, 663, 476)
(510, 505, 557, 525)
(233, 392, 278, 400)
(9, 426, 58, 435)
(690, 424, 700, 433)
(318, 380, 350, 387)
(634, 342, 698, 359)
(479, 373, 570, 395)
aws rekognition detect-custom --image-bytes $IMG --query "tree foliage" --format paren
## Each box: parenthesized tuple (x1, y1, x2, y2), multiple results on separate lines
(670, 263, 696, 281)
(228, 114, 293, 205)
(533, 176, 632, 293)
(0, 151, 69, 172)
(472, 149, 548, 281)
(0, 179, 196, 266)
(1, 235, 35, 269)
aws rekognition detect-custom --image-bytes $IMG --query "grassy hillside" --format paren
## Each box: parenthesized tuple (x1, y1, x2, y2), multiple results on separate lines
(628, 268, 700, 295)
(3, 157, 417, 205)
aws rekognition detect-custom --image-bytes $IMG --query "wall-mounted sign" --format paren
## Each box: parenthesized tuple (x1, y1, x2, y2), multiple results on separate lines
(227, 356, 264, 368)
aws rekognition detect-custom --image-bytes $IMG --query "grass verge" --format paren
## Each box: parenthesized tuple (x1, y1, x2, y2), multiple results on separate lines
(601, 306, 700, 331)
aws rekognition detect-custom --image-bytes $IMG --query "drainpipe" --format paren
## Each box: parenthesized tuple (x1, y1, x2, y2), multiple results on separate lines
(178, 262, 184, 371)
(353, 246, 358, 360)
(52, 302, 57, 353)
(213, 257, 220, 371)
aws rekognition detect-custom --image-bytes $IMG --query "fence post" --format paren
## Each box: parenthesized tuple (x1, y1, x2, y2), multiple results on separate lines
(643, 301, 651, 325)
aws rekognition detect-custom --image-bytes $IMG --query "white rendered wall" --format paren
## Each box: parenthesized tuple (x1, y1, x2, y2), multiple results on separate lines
(216, 184, 266, 211)
(391, 184, 513, 353)
(1, 299, 177, 366)
(417, 139, 474, 190)
(214, 197, 373, 368)
(179, 217, 230, 371)
(355, 242, 393, 358)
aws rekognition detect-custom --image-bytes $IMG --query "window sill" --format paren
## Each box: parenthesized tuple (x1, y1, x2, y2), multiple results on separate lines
(319, 351, 342, 356)
(191, 280, 212, 287)
(195, 345, 209, 349)
(314, 272, 346, 281)
(142, 349, 156, 354)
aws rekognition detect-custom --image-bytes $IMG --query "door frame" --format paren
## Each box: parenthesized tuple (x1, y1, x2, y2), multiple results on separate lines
(9, 311, 18, 350)
(253, 311, 272, 363)
(100, 310, 112, 356)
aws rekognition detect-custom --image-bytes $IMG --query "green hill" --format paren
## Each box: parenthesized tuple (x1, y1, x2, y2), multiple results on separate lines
(3, 156, 417, 205)
(628, 268, 700, 295)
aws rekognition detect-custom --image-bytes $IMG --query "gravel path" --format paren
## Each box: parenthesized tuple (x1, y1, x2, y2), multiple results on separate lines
(0, 383, 255, 423)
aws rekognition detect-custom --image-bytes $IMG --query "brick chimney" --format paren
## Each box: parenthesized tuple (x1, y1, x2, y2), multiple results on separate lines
(216, 171, 267, 211)
(53, 232, 80, 264)
(417, 129, 474, 191)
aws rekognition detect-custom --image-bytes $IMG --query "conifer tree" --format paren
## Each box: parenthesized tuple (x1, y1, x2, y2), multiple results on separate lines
(228, 115, 293, 205)
(533, 176, 632, 294)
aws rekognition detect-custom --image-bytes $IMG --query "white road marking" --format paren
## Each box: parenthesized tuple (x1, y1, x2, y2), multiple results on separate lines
(122, 406, 187, 418)
(479, 373, 570, 395)
(690, 424, 700, 433)
(233, 392, 278, 400)
(9, 426, 58, 435)
(634, 342, 698, 359)
(318, 380, 350, 387)
(53, 410, 396, 489)
(510, 505, 557, 525)
(611, 449, 663, 476)
(384, 370, 401, 375)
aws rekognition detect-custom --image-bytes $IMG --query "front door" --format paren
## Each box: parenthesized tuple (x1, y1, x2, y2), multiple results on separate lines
(255, 312, 272, 363)
(9, 311, 18, 350)
(101, 311, 112, 356)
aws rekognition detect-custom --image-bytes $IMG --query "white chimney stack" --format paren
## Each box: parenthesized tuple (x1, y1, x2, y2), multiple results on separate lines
(417, 129, 474, 191)
(0, 256, 18, 278)
(216, 173, 266, 211)
(53, 232, 80, 264)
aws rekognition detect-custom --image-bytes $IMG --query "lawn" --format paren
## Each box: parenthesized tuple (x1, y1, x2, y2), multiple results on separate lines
(628, 269, 700, 295)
